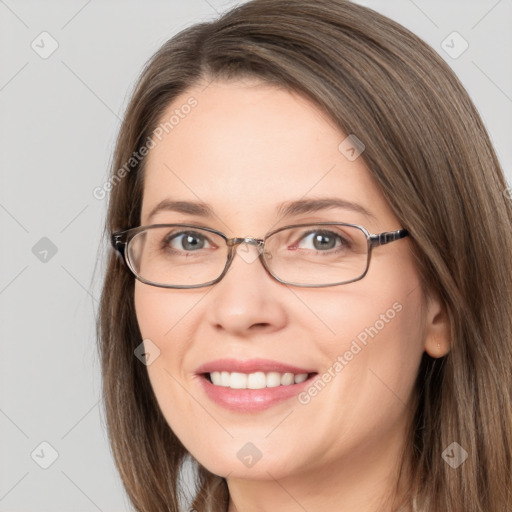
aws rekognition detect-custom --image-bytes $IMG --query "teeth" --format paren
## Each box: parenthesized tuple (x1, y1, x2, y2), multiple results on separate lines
(209, 371, 310, 389)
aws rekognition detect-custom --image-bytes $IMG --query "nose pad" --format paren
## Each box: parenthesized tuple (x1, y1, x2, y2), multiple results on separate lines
(235, 241, 263, 264)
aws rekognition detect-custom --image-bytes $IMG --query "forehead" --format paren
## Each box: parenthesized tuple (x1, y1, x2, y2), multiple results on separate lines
(140, 79, 395, 232)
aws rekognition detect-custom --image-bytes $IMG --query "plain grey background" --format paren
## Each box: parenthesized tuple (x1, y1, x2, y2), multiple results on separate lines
(0, 0, 510, 510)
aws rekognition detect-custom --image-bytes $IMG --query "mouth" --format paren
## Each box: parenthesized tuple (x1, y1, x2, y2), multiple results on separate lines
(195, 359, 318, 411)
(199, 371, 318, 413)
(202, 370, 316, 389)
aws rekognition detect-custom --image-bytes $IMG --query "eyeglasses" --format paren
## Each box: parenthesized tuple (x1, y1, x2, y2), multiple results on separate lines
(111, 223, 409, 289)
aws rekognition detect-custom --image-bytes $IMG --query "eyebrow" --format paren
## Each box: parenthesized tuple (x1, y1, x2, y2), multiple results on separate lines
(276, 198, 376, 221)
(147, 200, 213, 222)
(145, 197, 376, 223)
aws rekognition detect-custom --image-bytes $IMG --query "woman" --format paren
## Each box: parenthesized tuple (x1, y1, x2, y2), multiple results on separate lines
(97, 1, 512, 510)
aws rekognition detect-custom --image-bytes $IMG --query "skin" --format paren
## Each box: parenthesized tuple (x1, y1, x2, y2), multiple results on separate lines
(134, 79, 450, 512)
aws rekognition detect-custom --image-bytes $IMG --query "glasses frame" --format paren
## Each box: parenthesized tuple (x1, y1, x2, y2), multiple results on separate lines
(111, 222, 409, 289)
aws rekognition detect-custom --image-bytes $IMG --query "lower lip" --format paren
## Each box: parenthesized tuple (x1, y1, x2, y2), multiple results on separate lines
(197, 374, 317, 412)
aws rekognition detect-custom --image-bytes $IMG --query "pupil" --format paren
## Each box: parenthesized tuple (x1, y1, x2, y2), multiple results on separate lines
(183, 234, 204, 250)
(314, 233, 335, 250)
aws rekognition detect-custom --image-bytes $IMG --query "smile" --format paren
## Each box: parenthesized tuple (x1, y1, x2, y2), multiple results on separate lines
(207, 371, 310, 389)
(198, 371, 318, 413)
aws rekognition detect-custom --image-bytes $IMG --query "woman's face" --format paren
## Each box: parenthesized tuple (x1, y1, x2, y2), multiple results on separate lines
(135, 79, 446, 482)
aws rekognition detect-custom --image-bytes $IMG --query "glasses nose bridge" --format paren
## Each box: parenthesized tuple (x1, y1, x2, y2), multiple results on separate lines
(226, 236, 265, 249)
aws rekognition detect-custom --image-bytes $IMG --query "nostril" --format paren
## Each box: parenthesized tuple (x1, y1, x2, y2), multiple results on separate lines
(250, 322, 271, 330)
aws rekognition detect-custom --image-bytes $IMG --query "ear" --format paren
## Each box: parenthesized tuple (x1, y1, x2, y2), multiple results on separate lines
(423, 291, 451, 358)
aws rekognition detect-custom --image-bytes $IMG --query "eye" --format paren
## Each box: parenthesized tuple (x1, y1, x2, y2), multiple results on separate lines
(297, 230, 345, 251)
(165, 231, 213, 251)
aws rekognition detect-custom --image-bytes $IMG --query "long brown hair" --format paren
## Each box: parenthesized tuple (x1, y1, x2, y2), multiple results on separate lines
(96, 1, 512, 510)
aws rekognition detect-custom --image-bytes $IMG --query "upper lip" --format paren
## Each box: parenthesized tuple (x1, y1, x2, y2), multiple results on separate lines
(195, 358, 315, 375)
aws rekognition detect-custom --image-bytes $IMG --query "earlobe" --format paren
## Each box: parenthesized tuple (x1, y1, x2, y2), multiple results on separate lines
(425, 334, 450, 358)
(423, 293, 451, 358)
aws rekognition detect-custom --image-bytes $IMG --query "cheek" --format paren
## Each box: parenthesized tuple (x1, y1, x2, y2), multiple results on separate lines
(134, 282, 202, 347)
(135, 283, 172, 336)
(360, 293, 425, 401)
(133, 283, 195, 395)
(290, 270, 426, 421)
(291, 278, 424, 358)
(133, 283, 202, 430)
(134, 284, 233, 473)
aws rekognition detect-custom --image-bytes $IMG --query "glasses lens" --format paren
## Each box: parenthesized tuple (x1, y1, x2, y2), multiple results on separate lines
(127, 226, 228, 286)
(264, 224, 369, 285)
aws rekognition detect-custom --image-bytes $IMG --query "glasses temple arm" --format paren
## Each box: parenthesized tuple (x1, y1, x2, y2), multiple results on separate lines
(369, 229, 409, 248)
(111, 233, 128, 260)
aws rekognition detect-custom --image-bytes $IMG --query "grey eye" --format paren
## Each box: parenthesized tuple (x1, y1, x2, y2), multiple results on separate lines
(167, 232, 210, 251)
(298, 231, 343, 251)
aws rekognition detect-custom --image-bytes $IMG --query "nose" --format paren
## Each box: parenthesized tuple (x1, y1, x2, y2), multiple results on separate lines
(206, 242, 288, 336)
